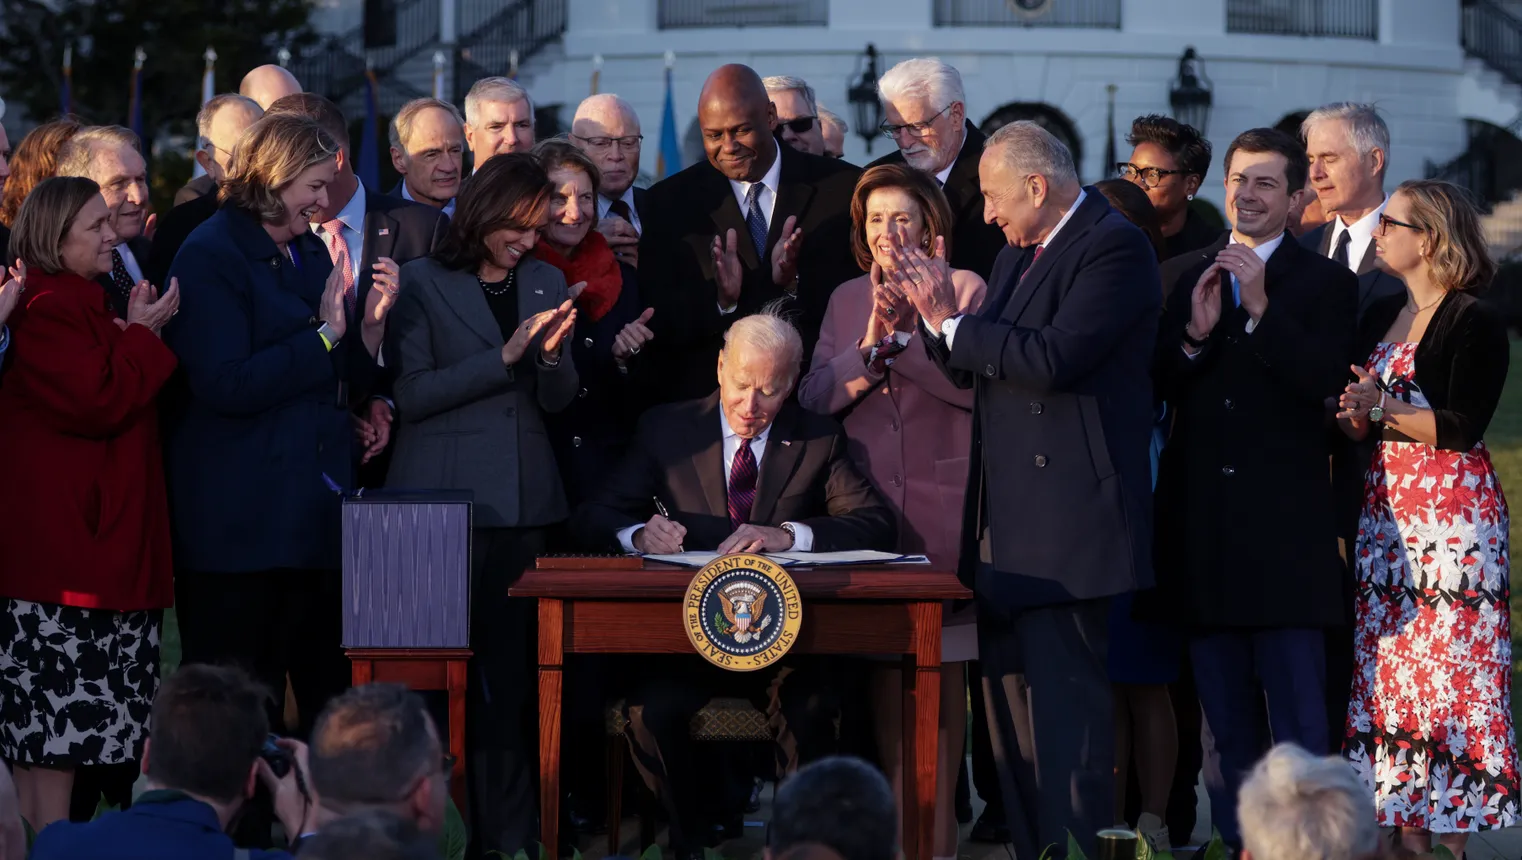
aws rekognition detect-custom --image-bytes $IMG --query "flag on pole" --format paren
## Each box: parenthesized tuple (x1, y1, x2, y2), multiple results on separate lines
(432, 51, 445, 100)
(128, 47, 146, 141)
(657, 51, 681, 179)
(359, 66, 381, 189)
(508, 49, 519, 81)
(590, 54, 602, 97)
(61, 44, 72, 116)
(191, 47, 217, 178)
(1103, 84, 1117, 179)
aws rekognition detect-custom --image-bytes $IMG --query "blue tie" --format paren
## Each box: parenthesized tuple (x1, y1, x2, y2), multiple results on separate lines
(744, 183, 769, 257)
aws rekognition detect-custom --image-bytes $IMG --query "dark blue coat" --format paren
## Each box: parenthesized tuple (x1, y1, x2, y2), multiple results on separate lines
(29, 796, 292, 860)
(165, 205, 354, 573)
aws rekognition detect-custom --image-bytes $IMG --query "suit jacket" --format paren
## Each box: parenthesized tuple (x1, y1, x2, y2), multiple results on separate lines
(1149, 232, 1357, 627)
(926, 189, 1159, 608)
(146, 192, 219, 291)
(30, 796, 291, 860)
(868, 121, 1007, 282)
(797, 271, 985, 560)
(164, 206, 352, 574)
(1300, 221, 1405, 322)
(638, 144, 862, 403)
(95, 236, 154, 316)
(0, 269, 177, 611)
(575, 393, 897, 553)
(384, 255, 579, 528)
(174, 173, 217, 207)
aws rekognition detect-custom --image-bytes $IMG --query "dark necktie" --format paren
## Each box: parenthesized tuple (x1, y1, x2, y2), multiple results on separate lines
(607, 198, 634, 225)
(1331, 229, 1352, 269)
(744, 183, 769, 257)
(108, 248, 134, 312)
(727, 440, 758, 530)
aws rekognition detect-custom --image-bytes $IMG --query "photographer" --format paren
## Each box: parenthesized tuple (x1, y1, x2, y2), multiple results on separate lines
(29, 665, 318, 860)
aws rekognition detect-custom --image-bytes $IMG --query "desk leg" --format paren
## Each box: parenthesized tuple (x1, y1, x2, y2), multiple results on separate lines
(538, 598, 565, 856)
(902, 602, 942, 860)
(447, 658, 468, 813)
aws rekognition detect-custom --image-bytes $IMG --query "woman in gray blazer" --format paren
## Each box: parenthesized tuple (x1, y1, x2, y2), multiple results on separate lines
(384, 153, 577, 856)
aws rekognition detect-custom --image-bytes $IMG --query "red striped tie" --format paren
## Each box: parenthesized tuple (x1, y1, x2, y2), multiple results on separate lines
(728, 441, 758, 530)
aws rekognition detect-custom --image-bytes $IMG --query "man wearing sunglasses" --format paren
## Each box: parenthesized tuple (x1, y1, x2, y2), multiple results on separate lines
(763, 75, 827, 157)
(870, 58, 1005, 283)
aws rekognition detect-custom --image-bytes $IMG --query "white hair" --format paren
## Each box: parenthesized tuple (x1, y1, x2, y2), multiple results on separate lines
(55, 126, 141, 179)
(985, 120, 1078, 187)
(573, 93, 640, 130)
(722, 304, 804, 378)
(762, 75, 818, 115)
(817, 108, 847, 136)
(877, 58, 965, 113)
(464, 77, 533, 127)
(1301, 103, 1390, 170)
(1238, 744, 1378, 860)
(196, 93, 262, 151)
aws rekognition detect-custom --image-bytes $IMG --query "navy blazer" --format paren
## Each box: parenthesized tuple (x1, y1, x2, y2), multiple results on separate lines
(165, 205, 354, 573)
(30, 796, 292, 860)
(927, 189, 1159, 609)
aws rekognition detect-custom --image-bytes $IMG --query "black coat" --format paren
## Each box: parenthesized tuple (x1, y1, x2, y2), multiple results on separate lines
(868, 121, 1007, 282)
(1299, 220, 1405, 323)
(638, 143, 861, 403)
(574, 393, 897, 553)
(1163, 209, 1224, 263)
(174, 174, 217, 207)
(1149, 233, 1358, 628)
(147, 192, 220, 290)
(926, 189, 1160, 608)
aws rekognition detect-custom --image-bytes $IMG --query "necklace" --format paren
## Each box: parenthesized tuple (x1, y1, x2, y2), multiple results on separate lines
(1403, 294, 1442, 315)
(478, 268, 517, 297)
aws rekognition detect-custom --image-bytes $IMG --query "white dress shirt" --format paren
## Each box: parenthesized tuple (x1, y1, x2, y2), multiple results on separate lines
(597, 187, 643, 235)
(932, 129, 969, 187)
(932, 189, 1088, 350)
(1327, 194, 1388, 273)
(312, 182, 367, 285)
(617, 406, 815, 552)
(718, 151, 786, 315)
(115, 242, 144, 284)
(400, 181, 455, 219)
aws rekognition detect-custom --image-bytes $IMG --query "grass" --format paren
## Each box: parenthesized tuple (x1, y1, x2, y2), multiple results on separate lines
(1496, 342, 1522, 731)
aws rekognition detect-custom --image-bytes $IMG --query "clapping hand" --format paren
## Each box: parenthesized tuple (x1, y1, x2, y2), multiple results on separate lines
(889, 234, 957, 330)
(0, 259, 26, 329)
(319, 250, 350, 341)
(501, 300, 578, 366)
(1185, 263, 1225, 351)
(613, 307, 655, 363)
(125, 277, 181, 337)
(1216, 244, 1266, 320)
(769, 215, 802, 289)
(1336, 365, 1380, 422)
(360, 257, 400, 358)
(711, 229, 743, 311)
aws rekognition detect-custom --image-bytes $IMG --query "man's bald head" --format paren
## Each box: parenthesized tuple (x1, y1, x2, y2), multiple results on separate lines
(572, 94, 642, 197)
(697, 64, 777, 183)
(239, 65, 302, 110)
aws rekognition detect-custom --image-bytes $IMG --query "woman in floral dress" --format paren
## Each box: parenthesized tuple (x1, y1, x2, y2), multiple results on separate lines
(1338, 179, 1517, 858)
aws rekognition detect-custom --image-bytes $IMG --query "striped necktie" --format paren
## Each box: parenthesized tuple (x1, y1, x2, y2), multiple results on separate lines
(727, 440, 758, 529)
(744, 183, 769, 257)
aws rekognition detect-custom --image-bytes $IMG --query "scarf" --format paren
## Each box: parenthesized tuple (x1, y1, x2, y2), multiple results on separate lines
(533, 229, 624, 323)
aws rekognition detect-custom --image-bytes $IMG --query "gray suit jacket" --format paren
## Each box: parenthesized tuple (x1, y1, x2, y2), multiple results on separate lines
(384, 255, 579, 528)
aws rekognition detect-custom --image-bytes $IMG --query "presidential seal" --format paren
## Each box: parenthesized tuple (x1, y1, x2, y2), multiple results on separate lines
(684, 553, 803, 672)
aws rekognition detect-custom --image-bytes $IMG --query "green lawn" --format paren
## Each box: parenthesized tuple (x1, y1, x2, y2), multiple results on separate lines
(1497, 341, 1522, 730)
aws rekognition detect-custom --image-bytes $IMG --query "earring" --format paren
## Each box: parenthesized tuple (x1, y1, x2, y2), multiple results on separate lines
(1187, 194, 1195, 201)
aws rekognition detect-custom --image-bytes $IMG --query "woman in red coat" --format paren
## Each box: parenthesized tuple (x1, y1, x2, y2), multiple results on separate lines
(0, 176, 179, 830)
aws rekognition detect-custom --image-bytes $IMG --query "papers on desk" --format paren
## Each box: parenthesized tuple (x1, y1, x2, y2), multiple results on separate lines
(641, 550, 929, 568)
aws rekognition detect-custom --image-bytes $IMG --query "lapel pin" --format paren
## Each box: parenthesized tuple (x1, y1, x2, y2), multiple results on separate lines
(377, 228, 390, 236)
(534, 288, 544, 295)
(781, 440, 792, 446)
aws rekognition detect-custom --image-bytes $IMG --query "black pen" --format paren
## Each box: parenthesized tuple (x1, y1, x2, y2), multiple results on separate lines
(652, 497, 684, 553)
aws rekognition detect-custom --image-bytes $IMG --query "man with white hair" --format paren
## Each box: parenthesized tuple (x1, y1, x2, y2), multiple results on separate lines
(390, 98, 464, 217)
(900, 120, 1161, 858)
(762, 75, 826, 157)
(572, 93, 646, 267)
(577, 309, 894, 860)
(871, 58, 1004, 281)
(1238, 744, 1378, 860)
(817, 108, 847, 159)
(464, 76, 534, 169)
(238, 63, 301, 110)
(55, 126, 154, 316)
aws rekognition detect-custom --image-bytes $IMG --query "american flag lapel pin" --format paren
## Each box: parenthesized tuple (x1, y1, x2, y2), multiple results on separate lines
(534, 289, 544, 295)
(781, 440, 792, 446)
(377, 227, 390, 236)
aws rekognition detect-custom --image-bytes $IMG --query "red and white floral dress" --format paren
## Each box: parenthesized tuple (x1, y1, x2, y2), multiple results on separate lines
(1343, 340, 1519, 832)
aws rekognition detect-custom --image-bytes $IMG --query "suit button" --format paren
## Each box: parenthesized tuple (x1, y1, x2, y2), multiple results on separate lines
(1221, 465, 1235, 477)
(1224, 398, 1234, 410)
(583, 337, 594, 348)
(985, 365, 996, 377)
(578, 388, 589, 399)
(573, 436, 583, 447)
(891, 474, 903, 487)
(889, 418, 899, 432)
(1034, 455, 1048, 468)
(1030, 401, 1043, 415)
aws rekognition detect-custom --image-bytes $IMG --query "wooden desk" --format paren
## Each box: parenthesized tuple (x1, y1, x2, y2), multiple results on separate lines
(511, 563, 971, 859)
(346, 648, 470, 810)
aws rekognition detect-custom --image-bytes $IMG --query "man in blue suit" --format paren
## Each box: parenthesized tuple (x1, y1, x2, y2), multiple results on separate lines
(899, 120, 1159, 858)
(29, 665, 311, 860)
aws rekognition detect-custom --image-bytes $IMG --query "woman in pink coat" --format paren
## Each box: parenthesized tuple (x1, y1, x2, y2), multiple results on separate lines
(798, 162, 985, 860)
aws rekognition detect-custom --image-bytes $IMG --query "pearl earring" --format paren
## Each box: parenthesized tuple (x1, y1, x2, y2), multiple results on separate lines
(1187, 194, 1195, 201)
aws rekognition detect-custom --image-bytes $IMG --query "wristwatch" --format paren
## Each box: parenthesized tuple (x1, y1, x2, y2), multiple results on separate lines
(1181, 325, 1208, 349)
(1368, 391, 1387, 424)
(316, 321, 341, 348)
(780, 522, 798, 548)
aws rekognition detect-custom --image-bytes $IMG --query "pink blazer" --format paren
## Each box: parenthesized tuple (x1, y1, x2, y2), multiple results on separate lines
(798, 270, 986, 562)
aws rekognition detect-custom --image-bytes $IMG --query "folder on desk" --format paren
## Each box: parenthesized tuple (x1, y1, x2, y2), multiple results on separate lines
(641, 550, 929, 568)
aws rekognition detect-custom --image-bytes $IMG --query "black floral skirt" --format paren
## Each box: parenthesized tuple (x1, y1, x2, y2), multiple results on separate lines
(0, 599, 160, 766)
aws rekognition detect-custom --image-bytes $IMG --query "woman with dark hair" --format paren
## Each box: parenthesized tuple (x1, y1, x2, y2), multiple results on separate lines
(797, 162, 984, 860)
(1338, 180, 1517, 858)
(0, 176, 178, 829)
(384, 151, 577, 856)
(1120, 115, 1218, 259)
(165, 112, 354, 736)
(1093, 177, 1183, 850)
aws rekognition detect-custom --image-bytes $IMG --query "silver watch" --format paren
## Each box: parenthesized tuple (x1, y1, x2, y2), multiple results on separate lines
(780, 522, 798, 547)
(317, 321, 340, 346)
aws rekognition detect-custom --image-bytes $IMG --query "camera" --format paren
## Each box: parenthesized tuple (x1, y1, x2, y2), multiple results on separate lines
(260, 733, 292, 779)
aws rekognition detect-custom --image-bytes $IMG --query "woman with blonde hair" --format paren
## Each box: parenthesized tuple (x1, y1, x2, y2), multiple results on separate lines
(1337, 179, 1517, 858)
(164, 112, 356, 735)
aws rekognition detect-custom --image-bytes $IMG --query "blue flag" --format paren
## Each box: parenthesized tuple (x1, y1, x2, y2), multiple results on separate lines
(359, 70, 380, 190)
(658, 64, 681, 180)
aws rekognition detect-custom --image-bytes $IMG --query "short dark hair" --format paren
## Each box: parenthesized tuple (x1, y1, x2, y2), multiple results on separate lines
(1127, 114, 1212, 180)
(298, 810, 437, 860)
(309, 683, 438, 808)
(848, 163, 955, 273)
(145, 665, 270, 805)
(266, 92, 350, 149)
(1094, 178, 1165, 262)
(434, 152, 553, 272)
(1224, 128, 1309, 192)
(768, 757, 896, 860)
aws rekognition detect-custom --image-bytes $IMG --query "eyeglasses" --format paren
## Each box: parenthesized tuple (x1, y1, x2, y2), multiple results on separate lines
(570, 134, 643, 152)
(880, 105, 952, 139)
(779, 116, 817, 134)
(1377, 213, 1421, 233)
(1116, 163, 1184, 189)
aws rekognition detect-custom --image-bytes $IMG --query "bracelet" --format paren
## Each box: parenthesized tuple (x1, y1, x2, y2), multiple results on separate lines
(1181, 325, 1208, 349)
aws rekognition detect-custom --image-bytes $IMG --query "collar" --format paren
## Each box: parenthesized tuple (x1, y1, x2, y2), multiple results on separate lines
(1039, 188, 1087, 249)
(113, 241, 137, 259)
(1332, 193, 1388, 247)
(401, 182, 455, 218)
(1228, 230, 1286, 262)
(720, 405, 772, 446)
(933, 127, 970, 186)
(732, 148, 784, 206)
(126, 794, 227, 833)
(602, 186, 637, 213)
(330, 181, 366, 234)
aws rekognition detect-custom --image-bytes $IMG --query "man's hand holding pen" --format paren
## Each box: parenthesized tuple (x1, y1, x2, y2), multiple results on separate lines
(634, 497, 687, 553)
